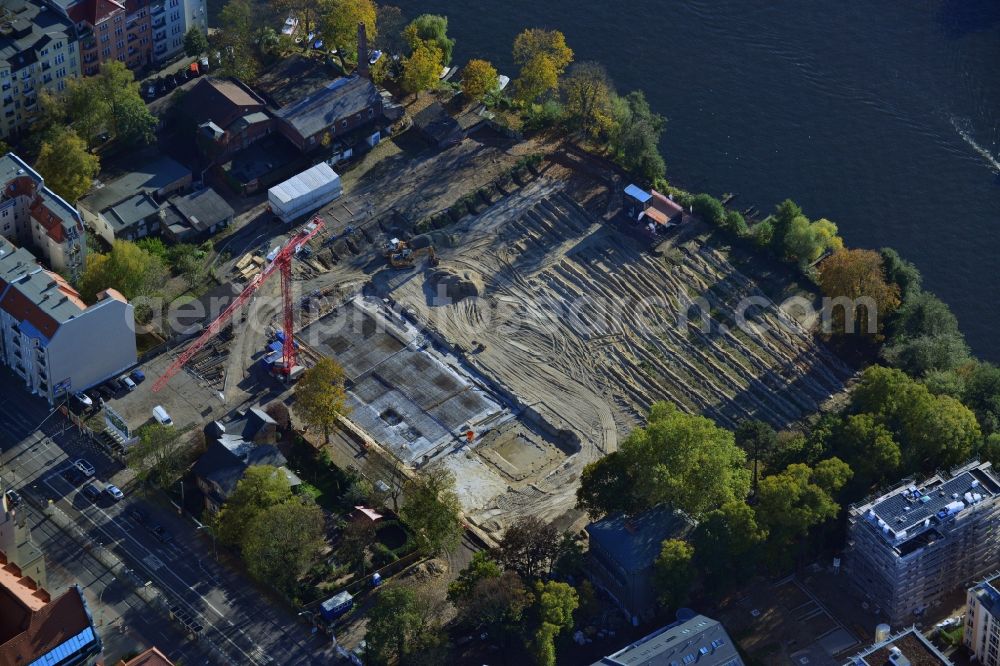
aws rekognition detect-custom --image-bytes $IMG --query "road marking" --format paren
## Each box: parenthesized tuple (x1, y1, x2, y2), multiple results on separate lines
(41, 474, 266, 666)
(142, 554, 164, 571)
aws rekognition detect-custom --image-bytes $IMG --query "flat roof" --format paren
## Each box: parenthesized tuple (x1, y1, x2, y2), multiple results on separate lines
(849, 628, 951, 666)
(852, 461, 1000, 546)
(586, 506, 694, 573)
(106, 193, 160, 231)
(300, 298, 504, 465)
(169, 187, 234, 231)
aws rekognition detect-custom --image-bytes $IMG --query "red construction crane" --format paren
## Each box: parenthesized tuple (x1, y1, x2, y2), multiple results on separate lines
(153, 217, 325, 393)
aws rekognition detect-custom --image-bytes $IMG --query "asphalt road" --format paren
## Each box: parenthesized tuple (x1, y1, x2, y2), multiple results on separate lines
(0, 373, 338, 665)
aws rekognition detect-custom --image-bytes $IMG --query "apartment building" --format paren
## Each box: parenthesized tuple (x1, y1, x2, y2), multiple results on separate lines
(965, 573, 1000, 666)
(0, 152, 86, 279)
(846, 461, 1000, 627)
(0, 0, 80, 138)
(0, 236, 136, 402)
(150, 0, 204, 65)
(68, 0, 154, 74)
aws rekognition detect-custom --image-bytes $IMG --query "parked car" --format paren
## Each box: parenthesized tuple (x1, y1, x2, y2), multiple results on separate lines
(165, 75, 177, 91)
(127, 507, 147, 525)
(119, 375, 137, 392)
(152, 405, 173, 426)
(4, 489, 22, 508)
(156, 77, 167, 95)
(145, 82, 156, 99)
(74, 459, 96, 477)
(82, 482, 103, 501)
(199, 56, 209, 71)
(62, 467, 85, 485)
(105, 484, 124, 501)
(72, 391, 93, 407)
(130, 369, 145, 383)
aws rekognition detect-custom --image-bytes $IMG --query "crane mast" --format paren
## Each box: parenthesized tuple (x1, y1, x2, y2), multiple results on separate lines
(152, 217, 325, 393)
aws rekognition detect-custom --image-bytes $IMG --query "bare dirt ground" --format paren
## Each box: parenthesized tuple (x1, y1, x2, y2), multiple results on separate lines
(282, 131, 855, 535)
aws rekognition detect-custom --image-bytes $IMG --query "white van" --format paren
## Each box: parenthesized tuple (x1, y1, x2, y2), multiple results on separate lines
(152, 405, 173, 426)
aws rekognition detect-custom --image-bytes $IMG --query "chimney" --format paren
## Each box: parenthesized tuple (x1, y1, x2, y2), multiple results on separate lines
(357, 21, 369, 78)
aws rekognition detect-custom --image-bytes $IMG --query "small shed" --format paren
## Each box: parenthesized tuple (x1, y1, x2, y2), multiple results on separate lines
(412, 101, 463, 148)
(623, 184, 653, 219)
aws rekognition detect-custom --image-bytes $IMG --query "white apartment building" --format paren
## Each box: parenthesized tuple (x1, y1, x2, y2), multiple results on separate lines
(0, 236, 136, 403)
(0, 152, 86, 280)
(966, 573, 1000, 666)
(0, 0, 80, 138)
(150, 0, 204, 64)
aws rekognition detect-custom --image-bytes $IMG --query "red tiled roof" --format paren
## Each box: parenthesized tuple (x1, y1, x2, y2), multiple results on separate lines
(96, 288, 127, 304)
(0, 277, 59, 339)
(29, 201, 65, 244)
(0, 587, 93, 666)
(5, 175, 36, 200)
(650, 189, 684, 218)
(120, 646, 175, 666)
(46, 272, 87, 310)
(68, 0, 126, 26)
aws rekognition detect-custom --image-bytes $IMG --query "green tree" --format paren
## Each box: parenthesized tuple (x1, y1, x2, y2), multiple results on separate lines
(962, 362, 1000, 434)
(217, 0, 260, 82)
(752, 218, 774, 248)
(460, 58, 499, 102)
(514, 53, 559, 102)
(818, 248, 901, 338)
(242, 499, 324, 594)
(365, 586, 444, 666)
(692, 193, 725, 226)
(880, 247, 923, 302)
(399, 468, 463, 555)
(128, 424, 185, 488)
(882, 291, 970, 376)
(78, 240, 167, 302)
(292, 358, 348, 444)
(560, 61, 615, 136)
(770, 199, 801, 253)
(404, 14, 454, 65)
(496, 516, 563, 580)
(64, 61, 155, 145)
(784, 215, 842, 266)
(213, 465, 293, 547)
(400, 41, 442, 95)
(653, 539, 694, 609)
(735, 419, 777, 495)
(577, 402, 750, 519)
(723, 210, 749, 236)
(530, 581, 578, 666)
(607, 91, 667, 182)
(755, 459, 851, 567)
(184, 26, 209, 56)
(837, 413, 900, 487)
(447, 551, 501, 604)
(320, 0, 377, 65)
(693, 501, 767, 592)
(34, 127, 99, 202)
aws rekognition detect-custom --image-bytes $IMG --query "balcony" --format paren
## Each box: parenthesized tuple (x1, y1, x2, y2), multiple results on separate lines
(151, 3, 164, 14)
(152, 17, 165, 28)
(153, 30, 166, 41)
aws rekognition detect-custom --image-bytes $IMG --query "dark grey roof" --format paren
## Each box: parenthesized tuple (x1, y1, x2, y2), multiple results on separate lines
(592, 615, 743, 666)
(858, 463, 1000, 544)
(272, 75, 379, 140)
(168, 187, 233, 232)
(412, 101, 461, 143)
(80, 157, 190, 214)
(972, 573, 1000, 619)
(586, 506, 695, 574)
(193, 438, 287, 501)
(0, 0, 75, 72)
(104, 193, 160, 231)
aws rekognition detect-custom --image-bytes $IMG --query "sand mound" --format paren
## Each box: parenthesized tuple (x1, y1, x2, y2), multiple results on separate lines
(427, 267, 483, 301)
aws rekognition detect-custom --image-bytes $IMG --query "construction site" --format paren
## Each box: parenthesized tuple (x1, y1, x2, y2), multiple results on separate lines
(145, 132, 855, 536)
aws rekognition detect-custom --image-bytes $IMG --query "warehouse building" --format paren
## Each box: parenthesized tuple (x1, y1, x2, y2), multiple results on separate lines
(846, 460, 1000, 627)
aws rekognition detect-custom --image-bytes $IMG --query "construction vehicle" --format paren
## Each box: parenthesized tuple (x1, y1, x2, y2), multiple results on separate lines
(384, 236, 439, 269)
(153, 217, 326, 392)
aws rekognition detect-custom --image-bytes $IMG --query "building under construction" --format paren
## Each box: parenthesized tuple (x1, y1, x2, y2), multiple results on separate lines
(299, 296, 506, 466)
(846, 460, 1000, 626)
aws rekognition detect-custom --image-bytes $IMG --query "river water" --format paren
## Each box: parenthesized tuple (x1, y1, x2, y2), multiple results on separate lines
(393, 0, 1000, 360)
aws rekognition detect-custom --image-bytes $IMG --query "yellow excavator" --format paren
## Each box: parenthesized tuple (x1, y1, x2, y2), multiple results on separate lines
(385, 236, 439, 269)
